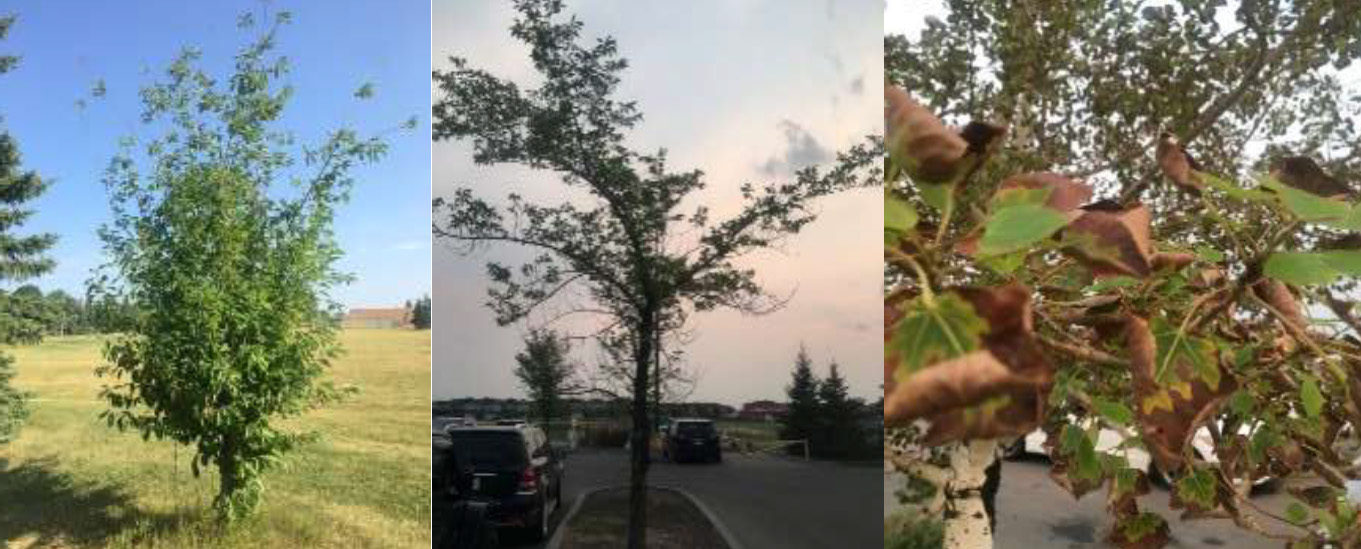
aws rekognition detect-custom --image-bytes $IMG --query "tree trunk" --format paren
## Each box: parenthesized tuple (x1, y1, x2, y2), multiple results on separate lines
(626, 314, 655, 549)
(216, 434, 239, 521)
(943, 440, 998, 549)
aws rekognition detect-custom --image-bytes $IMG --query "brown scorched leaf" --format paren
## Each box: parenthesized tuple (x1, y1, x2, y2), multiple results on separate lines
(885, 85, 1005, 185)
(1062, 205, 1154, 277)
(1156, 132, 1203, 194)
(884, 283, 1054, 445)
(1271, 156, 1352, 198)
(1125, 315, 1237, 473)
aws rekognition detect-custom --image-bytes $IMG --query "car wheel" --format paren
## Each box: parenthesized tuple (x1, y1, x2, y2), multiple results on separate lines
(529, 490, 550, 541)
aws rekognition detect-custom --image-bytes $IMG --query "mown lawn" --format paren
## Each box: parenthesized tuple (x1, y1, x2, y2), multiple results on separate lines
(0, 329, 431, 548)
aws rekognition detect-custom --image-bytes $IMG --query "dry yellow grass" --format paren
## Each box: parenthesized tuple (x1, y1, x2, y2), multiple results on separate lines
(0, 329, 431, 548)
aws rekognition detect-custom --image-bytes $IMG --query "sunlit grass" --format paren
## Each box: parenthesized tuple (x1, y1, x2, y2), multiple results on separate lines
(0, 329, 431, 548)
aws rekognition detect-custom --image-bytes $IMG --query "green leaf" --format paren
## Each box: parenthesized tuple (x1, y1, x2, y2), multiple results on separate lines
(1151, 316, 1220, 390)
(1193, 245, 1226, 262)
(1227, 390, 1255, 416)
(977, 203, 1070, 256)
(1264, 252, 1340, 286)
(1285, 501, 1311, 525)
(1301, 374, 1324, 418)
(1092, 397, 1133, 426)
(1262, 175, 1353, 226)
(1088, 276, 1138, 293)
(889, 294, 987, 379)
(1202, 172, 1273, 202)
(1322, 250, 1361, 275)
(920, 183, 954, 215)
(1174, 467, 1217, 510)
(1060, 425, 1102, 481)
(885, 189, 919, 236)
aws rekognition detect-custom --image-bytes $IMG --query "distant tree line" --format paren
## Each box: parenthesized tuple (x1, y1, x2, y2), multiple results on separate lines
(779, 346, 881, 461)
(432, 397, 738, 422)
(2, 284, 139, 337)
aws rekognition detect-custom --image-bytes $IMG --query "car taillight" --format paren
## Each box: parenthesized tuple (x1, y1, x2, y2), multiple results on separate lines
(518, 467, 539, 492)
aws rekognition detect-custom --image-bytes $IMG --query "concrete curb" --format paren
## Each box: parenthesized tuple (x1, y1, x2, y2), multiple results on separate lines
(654, 484, 745, 549)
(543, 484, 745, 549)
(544, 485, 602, 549)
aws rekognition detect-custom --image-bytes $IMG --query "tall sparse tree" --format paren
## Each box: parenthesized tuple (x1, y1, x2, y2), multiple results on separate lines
(513, 328, 578, 427)
(94, 12, 400, 521)
(432, 1, 878, 544)
(779, 346, 821, 451)
(0, 14, 57, 444)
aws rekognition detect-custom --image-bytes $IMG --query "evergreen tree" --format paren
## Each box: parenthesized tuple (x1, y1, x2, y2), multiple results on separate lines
(779, 346, 821, 452)
(412, 294, 431, 329)
(815, 361, 861, 460)
(0, 14, 57, 444)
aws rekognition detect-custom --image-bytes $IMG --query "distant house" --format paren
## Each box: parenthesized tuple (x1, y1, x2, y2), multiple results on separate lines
(738, 400, 789, 421)
(342, 307, 412, 329)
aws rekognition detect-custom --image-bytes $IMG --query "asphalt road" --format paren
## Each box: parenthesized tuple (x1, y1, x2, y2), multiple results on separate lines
(888, 456, 1315, 549)
(505, 448, 883, 549)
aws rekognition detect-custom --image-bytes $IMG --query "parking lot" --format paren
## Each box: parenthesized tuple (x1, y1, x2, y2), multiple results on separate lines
(504, 448, 882, 549)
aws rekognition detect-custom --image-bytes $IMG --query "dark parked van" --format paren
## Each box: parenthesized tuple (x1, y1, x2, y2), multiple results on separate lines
(444, 425, 565, 541)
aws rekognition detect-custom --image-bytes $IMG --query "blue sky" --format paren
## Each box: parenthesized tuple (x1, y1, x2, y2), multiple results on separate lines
(0, 1, 431, 308)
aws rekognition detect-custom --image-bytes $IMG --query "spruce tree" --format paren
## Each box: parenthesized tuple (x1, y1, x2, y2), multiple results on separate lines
(779, 345, 821, 452)
(0, 14, 57, 444)
(816, 362, 860, 459)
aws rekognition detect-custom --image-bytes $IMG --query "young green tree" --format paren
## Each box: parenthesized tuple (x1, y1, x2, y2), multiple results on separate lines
(513, 328, 579, 427)
(433, 1, 878, 544)
(779, 346, 821, 451)
(94, 12, 399, 521)
(0, 14, 57, 444)
(886, 1, 1361, 547)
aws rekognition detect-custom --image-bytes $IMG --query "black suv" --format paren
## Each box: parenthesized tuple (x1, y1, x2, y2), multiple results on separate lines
(433, 433, 497, 549)
(663, 419, 722, 464)
(444, 425, 565, 541)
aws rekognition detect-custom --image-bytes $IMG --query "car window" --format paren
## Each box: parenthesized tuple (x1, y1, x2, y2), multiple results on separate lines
(447, 431, 529, 469)
(675, 422, 715, 436)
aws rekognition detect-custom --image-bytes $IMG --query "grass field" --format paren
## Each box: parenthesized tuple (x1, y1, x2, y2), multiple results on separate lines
(0, 329, 431, 548)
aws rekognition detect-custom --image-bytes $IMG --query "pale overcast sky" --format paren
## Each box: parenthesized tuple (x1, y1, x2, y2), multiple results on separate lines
(432, 0, 882, 405)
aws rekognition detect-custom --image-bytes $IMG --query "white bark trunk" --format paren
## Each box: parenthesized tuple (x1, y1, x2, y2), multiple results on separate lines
(943, 440, 997, 549)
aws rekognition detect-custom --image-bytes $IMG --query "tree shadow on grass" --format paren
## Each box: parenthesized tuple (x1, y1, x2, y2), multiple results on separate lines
(0, 456, 196, 547)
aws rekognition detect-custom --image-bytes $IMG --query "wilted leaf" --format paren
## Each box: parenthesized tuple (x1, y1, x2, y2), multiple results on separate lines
(1252, 280, 1308, 331)
(887, 293, 986, 378)
(885, 284, 1054, 444)
(1125, 315, 1237, 473)
(996, 172, 1093, 212)
(885, 86, 967, 184)
(1110, 511, 1171, 549)
(1062, 205, 1154, 277)
(1272, 156, 1351, 198)
(1156, 132, 1203, 194)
